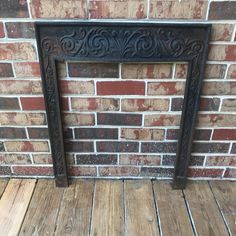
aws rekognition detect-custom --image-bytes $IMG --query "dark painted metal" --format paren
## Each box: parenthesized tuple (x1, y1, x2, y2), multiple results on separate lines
(35, 22, 211, 188)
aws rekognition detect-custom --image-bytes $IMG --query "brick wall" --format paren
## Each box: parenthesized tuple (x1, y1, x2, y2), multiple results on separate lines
(0, 0, 236, 179)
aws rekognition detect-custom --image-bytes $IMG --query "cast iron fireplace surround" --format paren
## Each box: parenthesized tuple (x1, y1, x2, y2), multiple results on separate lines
(35, 21, 211, 189)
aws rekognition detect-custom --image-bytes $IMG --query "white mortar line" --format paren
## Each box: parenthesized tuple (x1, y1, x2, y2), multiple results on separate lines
(146, 0, 150, 20)
(27, 0, 33, 19)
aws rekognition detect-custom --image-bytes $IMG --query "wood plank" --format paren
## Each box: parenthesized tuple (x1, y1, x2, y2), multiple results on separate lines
(19, 179, 64, 236)
(153, 181, 193, 236)
(184, 181, 229, 236)
(54, 179, 94, 236)
(0, 178, 9, 198)
(90, 180, 124, 236)
(125, 180, 159, 236)
(0, 179, 36, 236)
(210, 181, 236, 235)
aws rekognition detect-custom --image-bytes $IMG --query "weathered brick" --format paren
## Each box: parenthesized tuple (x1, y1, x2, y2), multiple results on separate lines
(224, 168, 236, 178)
(68, 63, 119, 78)
(141, 142, 177, 153)
(63, 113, 94, 126)
(32, 154, 53, 164)
(97, 81, 145, 95)
(99, 167, 139, 176)
(205, 64, 227, 79)
(121, 128, 164, 140)
(6, 22, 35, 38)
(122, 63, 172, 79)
(13, 166, 53, 176)
(97, 113, 142, 126)
(147, 82, 185, 95)
(60, 80, 94, 95)
(166, 129, 212, 141)
(97, 141, 139, 152)
(0, 142, 5, 152)
(0, 112, 46, 126)
(0, 154, 31, 164)
(0, 0, 29, 18)
(192, 142, 230, 154)
(0, 166, 11, 175)
(227, 65, 236, 79)
(21, 97, 45, 110)
(0, 63, 14, 77)
(197, 114, 236, 127)
(187, 168, 224, 178)
(210, 24, 234, 41)
(119, 154, 161, 166)
(14, 62, 40, 78)
(174, 63, 188, 79)
(0, 127, 27, 139)
(208, 45, 236, 61)
(121, 99, 169, 112)
(201, 82, 236, 95)
(206, 156, 236, 167)
(0, 43, 36, 60)
(27, 128, 49, 139)
(221, 99, 236, 112)
(31, 0, 87, 18)
(0, 80, 42, 95)
(208, 1, 236, 20)
(71, 98, 119, 111)
(60, 97, 70, 111)
(74, 128, 118, 139)
(150, 0, 208, 19)
(5, 141, 49, 152)
(0, 23, 4, 38)
(57, 63, 67, 78)
(68, 166, 96, 176)
(144, 114, 181, 127)
(76, 154, 117, 165)
(90, 0, 146, 19)
(140, 167, 174, 177)
(213, 129, 236, 140)
(0, 97, 20, 110)
(65, 141, 94, 152)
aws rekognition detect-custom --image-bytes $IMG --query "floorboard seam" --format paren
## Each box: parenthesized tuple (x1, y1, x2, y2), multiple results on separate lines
(88, 179, 96, 236)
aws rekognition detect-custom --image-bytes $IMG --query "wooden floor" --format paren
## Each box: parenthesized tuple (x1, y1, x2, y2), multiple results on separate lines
(0, 179, 235, 236)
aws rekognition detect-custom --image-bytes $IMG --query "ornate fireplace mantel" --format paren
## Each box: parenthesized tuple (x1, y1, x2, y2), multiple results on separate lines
(35, 21, 211, 189)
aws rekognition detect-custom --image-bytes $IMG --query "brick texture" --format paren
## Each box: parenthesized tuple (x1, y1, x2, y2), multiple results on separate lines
(6, 22, 35, 38)
(208, 2, 236, 20)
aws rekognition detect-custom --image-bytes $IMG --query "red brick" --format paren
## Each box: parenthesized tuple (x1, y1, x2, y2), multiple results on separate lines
(0, 0, 29, 18)
(0, 127, 27, 139)
(206, 156, 236, 167)
(32, 154, 53, 164)
(90, 0, 146, 19)
(6, 22, 35, 38)
(30, 0, 87, 18)
(0, 22, 4, 38)
(147, 82, 185, 95)
(144, 114, 181, 127)
(68, 166, 96, 176)
(0, 80, 42, 95)
(0, 154, 31, 164)
(119, 154, 161, 166)
(5, 141, 49, 152)
(205, 64, 227, 79)
(13, 166, 53, 176)
(227, 65, 236, 79)
(0, 43, 36, 60)
(0, 97, 20, 110)
(187, 168, 224, 178)
(99, 167, 139, 176)
(71, 98, 119, 111)
(60, 80, 94, 95)
(20, 97, 45, 110)
(63, 113, 95, 126)
(150, 0, 208, 19)
(122, 63, 172, 79)
(224, 168, 236, 178)
(208, 45, 236, 61)
(208, 2, 236, 20)
(210, 24, 234, 41)
(197, 114, 236, 127)
(27, 128, 49, 139)
(212, 129, 236, 140)
(65, 141, 94, 152)
(97, 81, 145, 95)
(174, 63, 188, 79)
(14, 62, 40, 78)
(0, 63, 14, 77)
(121, 99, 169, 112)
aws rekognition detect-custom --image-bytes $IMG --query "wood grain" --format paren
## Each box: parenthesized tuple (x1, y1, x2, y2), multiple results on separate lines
(184, 181, 229, 236)
(19, 179, 64, 236)
(90, 180, 124, 236)
(125, 180, 159, 236)
(0, 179, 8, 198)
(54, 179, 94, 236)
(210, 181, 236, 235)
(153, 181, 193, 236)
(0, 179, 36, 236)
